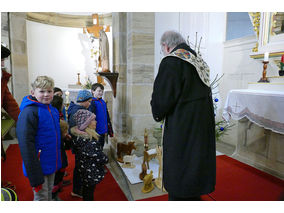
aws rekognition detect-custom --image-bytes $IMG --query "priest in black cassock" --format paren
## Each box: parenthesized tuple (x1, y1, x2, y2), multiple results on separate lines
(151, 31, 216, 201)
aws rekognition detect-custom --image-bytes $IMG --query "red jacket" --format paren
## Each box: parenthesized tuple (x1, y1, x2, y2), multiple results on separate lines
(1, 69, 20, 121)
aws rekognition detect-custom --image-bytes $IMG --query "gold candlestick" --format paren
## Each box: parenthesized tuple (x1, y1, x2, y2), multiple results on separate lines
(77, 73, 82, 85)
(258, 61, 270, 83)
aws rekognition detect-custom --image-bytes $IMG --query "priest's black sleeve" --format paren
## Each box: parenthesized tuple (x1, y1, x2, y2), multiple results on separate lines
(151, 57, 182, 122)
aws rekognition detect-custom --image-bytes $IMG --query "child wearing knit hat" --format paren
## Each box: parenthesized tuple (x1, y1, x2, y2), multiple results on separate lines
(67, 89, 93, 198)
(70, 109, 108, 201)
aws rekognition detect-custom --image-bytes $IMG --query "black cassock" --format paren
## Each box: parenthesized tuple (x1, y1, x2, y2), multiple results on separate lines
(151, 43, 216, 197)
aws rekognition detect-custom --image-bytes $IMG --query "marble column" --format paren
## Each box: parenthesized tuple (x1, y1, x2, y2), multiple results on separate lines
(112, 12, 156, 156)
(9, 12, 29, 104)
(112, 12, 128, 143)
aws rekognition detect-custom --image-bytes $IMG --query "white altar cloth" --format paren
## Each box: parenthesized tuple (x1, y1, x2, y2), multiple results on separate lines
(118, 156, 159, 184)
(223, 89, 284, 134)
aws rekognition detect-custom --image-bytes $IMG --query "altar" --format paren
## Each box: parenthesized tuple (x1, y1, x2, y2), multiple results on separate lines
(223, 89, 284, 134)
(223, 89, 284, 179)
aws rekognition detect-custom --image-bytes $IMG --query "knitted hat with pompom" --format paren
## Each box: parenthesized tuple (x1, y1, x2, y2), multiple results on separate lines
(73, 109, 96, 131)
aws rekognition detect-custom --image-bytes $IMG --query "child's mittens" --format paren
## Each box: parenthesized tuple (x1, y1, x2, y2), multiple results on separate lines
(33, 184, 43, 192)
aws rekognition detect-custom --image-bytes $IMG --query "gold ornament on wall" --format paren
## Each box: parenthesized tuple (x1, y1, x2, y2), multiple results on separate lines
(249, 12, 261, 52)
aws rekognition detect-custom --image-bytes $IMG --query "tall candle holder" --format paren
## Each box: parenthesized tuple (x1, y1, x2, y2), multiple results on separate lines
(258, 61, 270, 83)
(76, 73, 82, 85)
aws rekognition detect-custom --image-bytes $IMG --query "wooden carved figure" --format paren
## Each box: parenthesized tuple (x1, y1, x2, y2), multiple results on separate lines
(144, 128, 148, 151)
(154, 146, 164, 190)
(122, 154, 136, 168)
(142, 170, 154, 193)
(116, 141, 136, 163)
(143, 148, 157, 169)
(139, 159, 147, 180)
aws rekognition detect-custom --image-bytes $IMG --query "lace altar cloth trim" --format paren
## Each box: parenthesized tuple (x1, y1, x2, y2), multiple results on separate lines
(223, 89, 284, 135)
(224, 106, 284, 134)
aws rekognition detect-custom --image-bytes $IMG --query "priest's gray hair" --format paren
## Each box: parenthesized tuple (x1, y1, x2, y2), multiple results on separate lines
(160, 31, 186, 48)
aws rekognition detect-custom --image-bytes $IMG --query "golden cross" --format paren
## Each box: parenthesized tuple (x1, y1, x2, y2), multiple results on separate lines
(84, 14, 110, 38)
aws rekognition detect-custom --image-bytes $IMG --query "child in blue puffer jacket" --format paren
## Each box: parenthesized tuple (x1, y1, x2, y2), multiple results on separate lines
(89, 83, 113, 150)
(16, 76, 61, 201)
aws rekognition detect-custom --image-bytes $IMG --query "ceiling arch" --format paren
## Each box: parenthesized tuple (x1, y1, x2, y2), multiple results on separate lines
(26, 12, 112, 28)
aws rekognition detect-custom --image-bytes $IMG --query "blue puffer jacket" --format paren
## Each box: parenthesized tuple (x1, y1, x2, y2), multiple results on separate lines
(16, 95, 61, 187)
(89, 98, 108, 135)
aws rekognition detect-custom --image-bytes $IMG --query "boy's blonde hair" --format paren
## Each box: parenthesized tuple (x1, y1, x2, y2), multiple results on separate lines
(31, 76, 54, 90)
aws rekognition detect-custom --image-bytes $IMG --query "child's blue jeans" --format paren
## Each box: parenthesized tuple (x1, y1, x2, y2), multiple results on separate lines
(33, 173, 55, 201)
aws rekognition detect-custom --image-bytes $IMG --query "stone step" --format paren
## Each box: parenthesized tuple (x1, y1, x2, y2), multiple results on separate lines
(248, 82, 284, 91)
(267, 76, 284, 83)
(248, 76, 284, 91)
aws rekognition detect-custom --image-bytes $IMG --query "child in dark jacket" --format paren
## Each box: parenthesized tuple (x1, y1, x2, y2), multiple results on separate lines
(16, 76, 61, 201)
(67, 90, 93, 130)
(67, 90, 93, 198)
(53, 87, 67, 120)
(89, 83, 113, 150)
(71, 109, 108, 201)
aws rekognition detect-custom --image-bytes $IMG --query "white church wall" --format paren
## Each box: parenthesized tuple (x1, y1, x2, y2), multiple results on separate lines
(182, 13, 226, 112)
(179, 12, 210, 59)
(206, 12, 226, 98)
(155, 12, 226, 82)
(218, 35, 261, 146)
(26, 20, 112, 90)
(154, 12, 180, 77)
(26, 20, 85, 90)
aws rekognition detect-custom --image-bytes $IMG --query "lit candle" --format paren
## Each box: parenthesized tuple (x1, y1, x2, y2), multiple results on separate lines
(93, 18, 97, 25)
(65, 90, 70, 103)
(264, 52, 269, 62)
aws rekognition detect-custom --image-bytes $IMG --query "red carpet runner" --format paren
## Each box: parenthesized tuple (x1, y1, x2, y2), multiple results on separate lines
(138, 155, 284, 201)
(210, 155, 284, 201)
(2, 145, 284, 201)
(1, 144, 127, 201)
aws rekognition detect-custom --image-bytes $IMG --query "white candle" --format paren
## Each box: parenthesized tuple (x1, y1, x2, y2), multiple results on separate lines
(65, 90, 70, 103)
(93, 18, 97, 25)
(264, 52, 269, 62)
